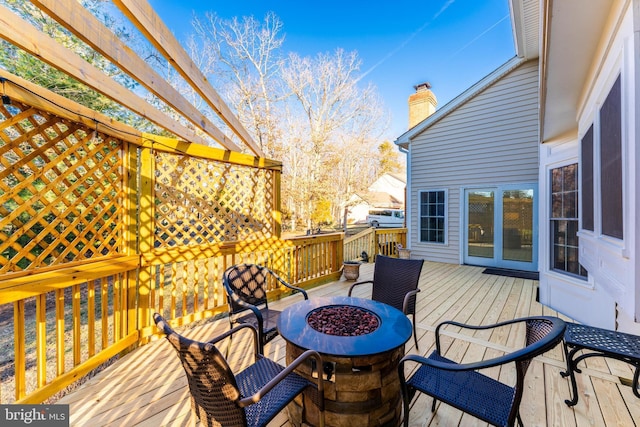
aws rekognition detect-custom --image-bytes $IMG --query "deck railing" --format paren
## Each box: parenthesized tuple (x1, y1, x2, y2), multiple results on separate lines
(0, 234, 344, 404)
(344, 227, 407, 261)
(139, 233, 343, 334)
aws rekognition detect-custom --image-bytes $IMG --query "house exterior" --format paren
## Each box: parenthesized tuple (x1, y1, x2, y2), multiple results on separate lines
(396, 0, 640, 334)
(345, 173, 405, 223)
(396, 58, 539, 269)
(537, 0, 639, 334)
(368, 173, 406, 202)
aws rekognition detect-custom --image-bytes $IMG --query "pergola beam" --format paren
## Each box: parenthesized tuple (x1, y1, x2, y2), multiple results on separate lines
(0, 69, 282, 170)
(30, 0, 243, 153)
(113, 0, 264, 157)
(0, 4, 215, 148)
(0, 69, 142, 146)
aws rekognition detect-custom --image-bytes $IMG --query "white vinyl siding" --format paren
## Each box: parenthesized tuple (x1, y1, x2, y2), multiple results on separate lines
(409, 60, 539, 264)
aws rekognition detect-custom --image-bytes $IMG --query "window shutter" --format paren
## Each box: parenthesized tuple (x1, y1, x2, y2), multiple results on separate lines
(599, 75, 623, 239)
(581, 125, 594, 231)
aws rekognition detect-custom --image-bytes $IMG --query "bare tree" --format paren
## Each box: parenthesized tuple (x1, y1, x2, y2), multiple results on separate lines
(282, 49, 389, 229)
(190, 12, 286, 157)
(186, 14, 394, 231)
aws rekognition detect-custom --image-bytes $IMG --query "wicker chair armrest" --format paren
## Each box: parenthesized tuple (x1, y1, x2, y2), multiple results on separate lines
(347, 280, 373, 296)
(435, 317, 530, 334)
(400, 350, 532, 374)
(272, 272, 309, 300)
(435, 317, 534, 353)
(238, 350, 325, 410)
(432, 316, 565, 362)
(227, 290, 264, 323)
(207, 323, 260, 357)
(401, 289, 421, 314)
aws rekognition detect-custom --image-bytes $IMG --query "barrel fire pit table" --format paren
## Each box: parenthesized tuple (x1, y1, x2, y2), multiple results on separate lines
(277, 296, 412, 427)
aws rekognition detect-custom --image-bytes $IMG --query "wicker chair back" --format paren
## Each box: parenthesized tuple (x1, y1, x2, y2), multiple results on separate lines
(224, 264, 269, 314)
(371, 255, 423, 315)
(153, 314, 246, 427)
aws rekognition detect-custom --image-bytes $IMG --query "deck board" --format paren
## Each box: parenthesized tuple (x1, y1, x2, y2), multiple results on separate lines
(55, 262, 639, 426)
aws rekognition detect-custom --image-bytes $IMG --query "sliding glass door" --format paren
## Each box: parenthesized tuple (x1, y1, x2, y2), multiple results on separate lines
(464, 185, 537, 271)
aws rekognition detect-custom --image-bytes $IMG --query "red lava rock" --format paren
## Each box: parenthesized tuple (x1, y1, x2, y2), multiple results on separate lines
(307, 305, 380, 336)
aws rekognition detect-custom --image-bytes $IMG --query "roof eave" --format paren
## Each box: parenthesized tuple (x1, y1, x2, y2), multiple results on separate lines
(540, 0, 617, 141)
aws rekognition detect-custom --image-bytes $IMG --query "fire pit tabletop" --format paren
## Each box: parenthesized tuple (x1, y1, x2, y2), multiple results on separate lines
(277, 296, 412, 357)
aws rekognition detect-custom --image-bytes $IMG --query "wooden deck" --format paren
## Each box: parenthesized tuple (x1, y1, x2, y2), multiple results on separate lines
(56, 262, 640, 426)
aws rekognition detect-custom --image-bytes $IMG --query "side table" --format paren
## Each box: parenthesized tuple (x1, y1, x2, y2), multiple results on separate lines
(561, 322, 640, 406)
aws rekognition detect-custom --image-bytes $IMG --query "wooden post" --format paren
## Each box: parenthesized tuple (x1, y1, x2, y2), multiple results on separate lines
(125, 141, 138, 336)
(337, 234, 344, 271)
(137, 145, 155, 330)
(14, 300, 25, 400)
(343, 207, 348, 233)
(36, 294, 46, 388)
(273, 169, 282, 238)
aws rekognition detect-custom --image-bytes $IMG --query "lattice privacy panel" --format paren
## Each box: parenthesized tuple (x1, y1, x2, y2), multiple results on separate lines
(0, 101, 124, 273)
(154, 151, 274, 248)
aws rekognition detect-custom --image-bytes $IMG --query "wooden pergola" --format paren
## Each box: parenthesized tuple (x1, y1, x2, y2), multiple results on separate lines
(0, 1, 410, 399)
(0, 0, 363, 405)
(0, 0, 263, 156)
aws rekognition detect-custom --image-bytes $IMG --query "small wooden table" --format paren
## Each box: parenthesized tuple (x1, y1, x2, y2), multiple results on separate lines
(277, 296, 412, 427)
(561, 322, 640, 406)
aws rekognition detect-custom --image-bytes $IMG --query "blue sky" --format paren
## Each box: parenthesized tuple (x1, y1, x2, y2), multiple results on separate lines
(149, 0, 515, 139)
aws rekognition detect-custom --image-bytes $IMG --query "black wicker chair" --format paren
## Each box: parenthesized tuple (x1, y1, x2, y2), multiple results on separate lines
(153, 313, 324, 427)
(223, 264, 308, 354)
(348, 255, 423, 348)
(398, 316, 566, 427)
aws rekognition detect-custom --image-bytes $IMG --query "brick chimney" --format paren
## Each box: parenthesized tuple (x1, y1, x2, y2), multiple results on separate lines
(408, 82, 437, 128)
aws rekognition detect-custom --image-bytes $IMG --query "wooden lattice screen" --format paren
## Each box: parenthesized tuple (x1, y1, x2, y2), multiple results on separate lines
(0, 93, 288, 405)
(153, 151, 275, 248)
(0, 98, 280, 276)
(0, 101, 124, 274)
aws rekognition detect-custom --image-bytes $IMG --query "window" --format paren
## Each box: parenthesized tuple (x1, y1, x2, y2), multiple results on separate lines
(551, 164, 587, 278)
(599, 75, 623, 239)
(419, 190, 446, 243)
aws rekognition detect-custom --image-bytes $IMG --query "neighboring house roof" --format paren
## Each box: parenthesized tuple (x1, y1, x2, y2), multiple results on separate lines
(346, 193, 366, 205)
(395, 56, 529, 148)
(386, 173, 407, 184)
(368, 173, 405, 204)
(369, 173, 405, 190)
(343, 172, 405, 212)
(346, 190, 402, 208)
(365, 191, 403, 208)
